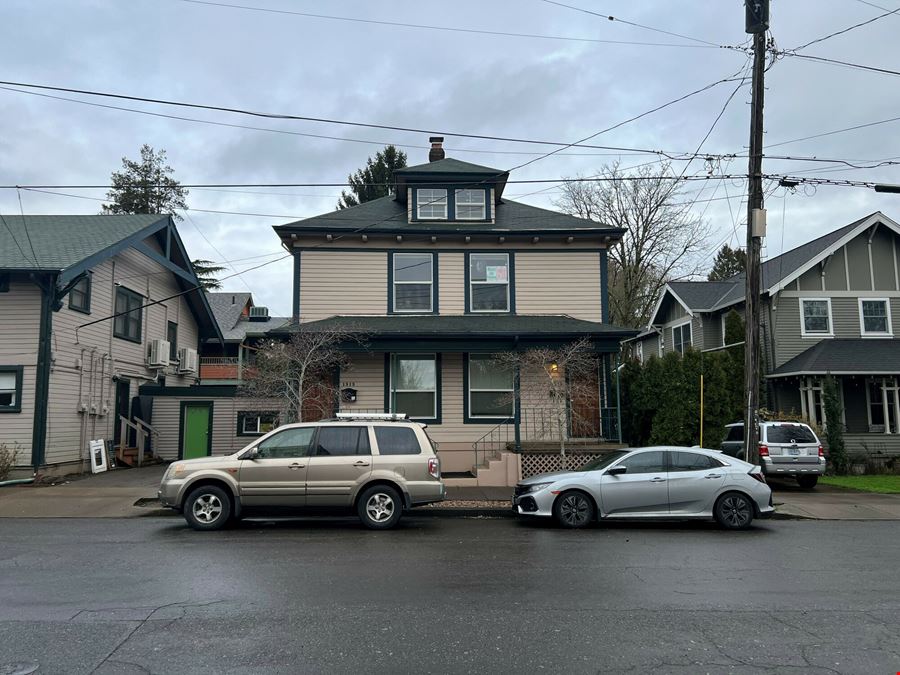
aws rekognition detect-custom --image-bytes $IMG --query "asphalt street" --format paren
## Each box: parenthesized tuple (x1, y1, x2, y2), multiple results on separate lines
(0, 517, 898, 674)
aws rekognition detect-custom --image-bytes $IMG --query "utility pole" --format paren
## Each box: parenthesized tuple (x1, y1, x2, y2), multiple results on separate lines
(743, 0, 768, 466)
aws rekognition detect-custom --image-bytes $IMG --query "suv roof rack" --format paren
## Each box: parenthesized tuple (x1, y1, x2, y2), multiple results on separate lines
(334, 412, 409, 421)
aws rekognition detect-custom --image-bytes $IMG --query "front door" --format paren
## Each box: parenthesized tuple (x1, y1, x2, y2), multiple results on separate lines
(305, 426, 373, 506)
(239, 426, 315, 506)
(599, 450, 669, 516)
(570, 367, 601, 438)
(113, 380, 130, 445)
(181, 402, 212, 459)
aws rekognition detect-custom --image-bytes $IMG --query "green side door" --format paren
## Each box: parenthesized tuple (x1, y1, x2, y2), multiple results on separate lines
(182, 403, 212, 459)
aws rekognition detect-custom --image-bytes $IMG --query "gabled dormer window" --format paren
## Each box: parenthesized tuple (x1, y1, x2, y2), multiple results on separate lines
(455, 189, 486, 220)
(416, 188, 447, 219)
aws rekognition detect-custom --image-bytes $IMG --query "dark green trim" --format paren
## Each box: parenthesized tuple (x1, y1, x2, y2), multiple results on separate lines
(31, 276, 56, 468)
(66, 271, 92, 314)
(464, 251, 515, 314)
(132, 241, 195, 283)
(280, 227, 626, 237)
(462, 353, 517, 425)
(178, 400, 214, 459)
(0, 273, 9, 292)
(139, 384, 238, 397)
(113, 286, 144, 343)
(340, 336, 628, 353)
(0, 365, 24, 413)
(410, 186, 491, 223)
(384, 352, 442, 424)
(600, 249, 609, 323)
(292, 251, 301, 320)
(292, 246, 608, 253)
(387, 251, 439, 315)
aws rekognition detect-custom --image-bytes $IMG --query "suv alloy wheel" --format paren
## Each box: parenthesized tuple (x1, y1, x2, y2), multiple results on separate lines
(184, 485, 232, 531)
(357, 485, 403, 530)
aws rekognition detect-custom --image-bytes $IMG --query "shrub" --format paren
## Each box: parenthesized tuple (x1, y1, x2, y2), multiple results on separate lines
(0, 443, 19, 481)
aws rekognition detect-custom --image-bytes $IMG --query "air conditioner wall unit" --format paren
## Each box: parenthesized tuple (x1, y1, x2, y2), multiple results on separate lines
(248, 306, 270, 321)
(148, 339, 171, 367)
(177, 347, 198, 374)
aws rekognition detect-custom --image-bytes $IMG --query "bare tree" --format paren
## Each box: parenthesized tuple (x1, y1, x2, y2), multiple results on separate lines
(239, 323, 366, 423)
(554, 161, 709, 328)
(493, 339, 602, 464)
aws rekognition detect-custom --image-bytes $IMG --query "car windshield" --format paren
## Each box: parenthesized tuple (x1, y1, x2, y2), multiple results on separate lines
(580, 451, 629, 471)
(767, 425, 817, 444)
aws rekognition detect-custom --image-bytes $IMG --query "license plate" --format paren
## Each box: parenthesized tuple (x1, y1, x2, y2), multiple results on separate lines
(789, 448, 800, 456)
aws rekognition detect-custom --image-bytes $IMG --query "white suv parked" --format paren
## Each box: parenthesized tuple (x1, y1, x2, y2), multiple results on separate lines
(721, 421, 826, 488)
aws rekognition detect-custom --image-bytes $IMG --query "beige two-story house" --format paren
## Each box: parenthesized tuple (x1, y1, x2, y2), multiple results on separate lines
(0, 214, 221, 477)
(269, 140, 635, 482)
(631, 211, 900, 459)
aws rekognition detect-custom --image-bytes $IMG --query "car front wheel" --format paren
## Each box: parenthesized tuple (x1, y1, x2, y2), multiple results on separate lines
(797, 475, 818, 489)
(357, 485, 403, 530)
(183, 485, 232, 531)
(714, 492, 754, 530)
(553, 491, 595, 529)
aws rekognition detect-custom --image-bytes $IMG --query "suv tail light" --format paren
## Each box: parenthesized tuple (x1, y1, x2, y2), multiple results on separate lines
(818, 445, 825, 457)
(758, 444, 769, 457)
(428, 457, 440, 479)
(749, 469, 767, 484)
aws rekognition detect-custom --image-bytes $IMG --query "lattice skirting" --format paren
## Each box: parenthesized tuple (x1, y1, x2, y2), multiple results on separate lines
(521, 452, 607, 479)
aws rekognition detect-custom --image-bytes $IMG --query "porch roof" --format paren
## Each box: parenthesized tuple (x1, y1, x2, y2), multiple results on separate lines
(769, 339, 900, 378)
(271, 314, 636, 352)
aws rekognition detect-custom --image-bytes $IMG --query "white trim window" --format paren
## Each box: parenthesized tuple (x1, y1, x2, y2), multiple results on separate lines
(859, 298, 892, 337)
(865, 377, 900, 434)
(455, 189, 486, 220)
(800, 298, 833, 337)
(393, 253, 433, 312)
(390, 354, 437, 419)
(416, 188, 447, 220)
(672, 321, 692, 354)
(468, 354, 514, 418)
(469, 253, 510, 312)
(241, 412, 278, 436)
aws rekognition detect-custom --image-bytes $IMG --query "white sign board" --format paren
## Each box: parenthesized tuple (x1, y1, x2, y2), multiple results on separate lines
(89, 440, 108, 474)
(485, 265, 507, 283)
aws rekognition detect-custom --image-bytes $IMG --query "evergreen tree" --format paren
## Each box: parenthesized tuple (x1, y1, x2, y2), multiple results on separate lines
(823, 376, 849, 474)
(101, 144, 188, 220)
(191, 259, 226, 291)
(337, 145, 408, 209)
(708, 244, 746, 281)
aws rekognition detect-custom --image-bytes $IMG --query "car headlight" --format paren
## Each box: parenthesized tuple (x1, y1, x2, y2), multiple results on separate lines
(164, 463, 187, 481)
(521, 482, 553, 494)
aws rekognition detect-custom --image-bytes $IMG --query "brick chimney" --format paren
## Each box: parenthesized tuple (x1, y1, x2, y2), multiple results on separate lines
(428, 136, 445, 162)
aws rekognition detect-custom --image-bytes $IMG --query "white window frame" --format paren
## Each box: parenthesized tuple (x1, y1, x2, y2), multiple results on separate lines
(858, 297, 893, 337)
(467, 354, 515, 419)
(672, 320, 692, 354)
(454, 189, 486, 220)
(241, 412, 277, 436)
(469, 253, 510, 313)
(865, 376, 900, 434)
(389, 353, 438, 420)
(416, 188, 447, 220)
(392, 253, 434, 313)
(800, 298, 834, 338)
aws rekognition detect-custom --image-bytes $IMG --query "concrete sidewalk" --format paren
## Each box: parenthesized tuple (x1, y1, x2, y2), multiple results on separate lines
(772, 483, 900, 520)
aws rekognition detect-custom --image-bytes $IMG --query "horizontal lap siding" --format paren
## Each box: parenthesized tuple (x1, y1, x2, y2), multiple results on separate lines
(439, 253, 464, 315)
(0, 282, 40, 465)
(150, 396, 258, 460)
(515, 252, 602, 321)
(299, 251, 387, 321)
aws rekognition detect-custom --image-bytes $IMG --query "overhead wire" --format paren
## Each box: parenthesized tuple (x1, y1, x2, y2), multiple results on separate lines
(788, 4, 900, 51)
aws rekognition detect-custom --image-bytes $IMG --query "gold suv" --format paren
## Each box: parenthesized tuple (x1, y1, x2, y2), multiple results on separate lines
(158, 414, 444, 530)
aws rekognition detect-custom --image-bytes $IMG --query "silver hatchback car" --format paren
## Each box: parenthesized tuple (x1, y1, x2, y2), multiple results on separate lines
(513, 446, 774, 529)
(158, 414, 444, 531)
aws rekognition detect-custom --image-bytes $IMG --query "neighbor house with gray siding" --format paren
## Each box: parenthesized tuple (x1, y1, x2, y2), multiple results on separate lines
(0, 214, 221, 476)
(630, 211, 900, 458)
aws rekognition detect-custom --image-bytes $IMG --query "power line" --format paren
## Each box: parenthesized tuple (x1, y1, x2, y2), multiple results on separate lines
(767, 112, 900, 148)
(789, 5, 900, 52)
(537, 0, 720, 47)
(176, 0, 720, 49)
(778, 51, 900, 78)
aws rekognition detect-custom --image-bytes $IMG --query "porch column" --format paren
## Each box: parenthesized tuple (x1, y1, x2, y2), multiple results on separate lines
(513, 366, 521, 452)
(807, 380, 818, 426)
(882, 377, 891, 435)
(893, 377, 900, 434)
(615, 352, 623, 444)
(799, 378, 808, 420)
(237, 342, 244, 382)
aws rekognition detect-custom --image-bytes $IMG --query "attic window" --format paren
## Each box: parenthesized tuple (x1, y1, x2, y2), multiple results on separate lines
(416, 189, 447, 220)
(455, 189, 486, 220)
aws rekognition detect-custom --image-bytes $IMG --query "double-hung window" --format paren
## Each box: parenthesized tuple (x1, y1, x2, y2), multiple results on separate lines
(859, 298, 892, 336)
(167, 321, 178, 361)
(672, 322, 692, 354)
(389, 354, 438, 420)
(469, 253, 510, 312)
(455, 189, 486, 220)
(0, 366, 23, 413)
(68, 273, 91, 313)
(392, 253, 434, 312)
(800, 298, 832, 336)
(416, 188, 447, 219)
(467, 355, 514, 419)
(113, 286, 143, 342)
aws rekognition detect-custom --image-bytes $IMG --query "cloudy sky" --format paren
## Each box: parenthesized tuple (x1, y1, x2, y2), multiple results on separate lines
(2, 0, 899, 315)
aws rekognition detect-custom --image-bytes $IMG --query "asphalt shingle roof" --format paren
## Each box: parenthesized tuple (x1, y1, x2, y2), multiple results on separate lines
(273, 195, 623, 235)
(394, 158, 504, 175)
(272, 314, 636, 338)
(205, 292, 288, 341)
(0, 214, 166, 270)
(668, 281, 740, 311)
(770, 339, 900, 376)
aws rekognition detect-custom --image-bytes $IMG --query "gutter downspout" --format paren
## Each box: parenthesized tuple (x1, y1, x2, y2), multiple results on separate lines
(512, 336, 521, 452)
(30, 273, 56, 471)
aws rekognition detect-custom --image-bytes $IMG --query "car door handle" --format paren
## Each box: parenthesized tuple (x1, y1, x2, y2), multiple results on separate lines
(289, 463, 305, 470)
(649, 477, 666, 483)
(705, 473, 724, 479)
(353, 461, 370, 467)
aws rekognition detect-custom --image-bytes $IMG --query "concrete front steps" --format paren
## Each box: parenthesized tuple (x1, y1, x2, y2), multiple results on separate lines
(442, 452, 521, 487)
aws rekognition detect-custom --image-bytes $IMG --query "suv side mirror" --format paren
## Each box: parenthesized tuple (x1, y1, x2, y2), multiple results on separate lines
(607, 465, 627, 476)
(242, 448, 259, 460)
